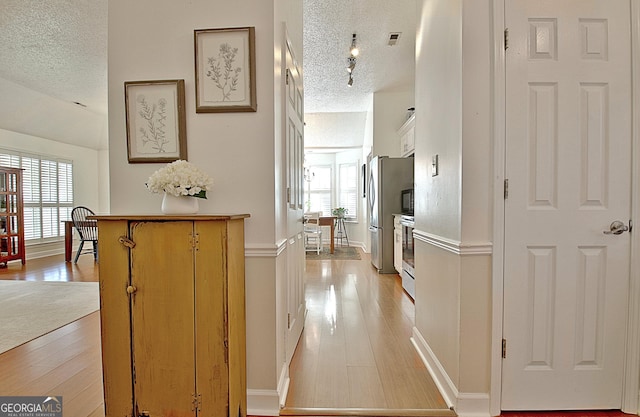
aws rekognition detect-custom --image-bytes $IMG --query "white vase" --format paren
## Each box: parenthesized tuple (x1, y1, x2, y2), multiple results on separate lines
(161, 192, 199, 214)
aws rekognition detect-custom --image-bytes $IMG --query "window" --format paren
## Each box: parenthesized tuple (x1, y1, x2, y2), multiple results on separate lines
(306, 165, 332, 216)
(338, 163, 358, 220)
(0, 150, 73, 243)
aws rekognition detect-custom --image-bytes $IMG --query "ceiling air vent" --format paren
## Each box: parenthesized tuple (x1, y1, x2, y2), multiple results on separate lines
(388, 32, 401, 46)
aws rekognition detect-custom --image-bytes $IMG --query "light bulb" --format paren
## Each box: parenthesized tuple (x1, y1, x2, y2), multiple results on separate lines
(350, 34, 359, 57)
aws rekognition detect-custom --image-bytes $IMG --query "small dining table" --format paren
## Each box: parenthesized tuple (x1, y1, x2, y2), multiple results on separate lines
(318, 216, 336, 254)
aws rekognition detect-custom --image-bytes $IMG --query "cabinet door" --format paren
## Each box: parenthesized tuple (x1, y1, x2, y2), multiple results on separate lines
(130, 221, 196, 416)
(193, 220, 230, 417)
(405, 127, 415, 154)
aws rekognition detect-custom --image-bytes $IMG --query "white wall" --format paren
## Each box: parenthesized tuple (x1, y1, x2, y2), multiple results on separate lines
(413, 0, 464, 385)
(0, 128, 104, 258)
(415, 0, 462, 241)
(108, 1, 301, 414)
(460, 1, 492, 243)
(411, 0, 493, 414)
(372, 90, 415, 158)
(97, 149, 111, 214)
(108, 2, 276, 243)
(363, 96, 374, 155)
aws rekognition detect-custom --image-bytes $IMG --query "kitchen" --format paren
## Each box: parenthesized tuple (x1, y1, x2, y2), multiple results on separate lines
(305, 104, 417, 299)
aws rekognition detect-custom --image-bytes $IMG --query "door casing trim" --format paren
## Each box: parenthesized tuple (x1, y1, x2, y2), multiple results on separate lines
(623, 0, 640, 413)
(489, 0, 506, 414)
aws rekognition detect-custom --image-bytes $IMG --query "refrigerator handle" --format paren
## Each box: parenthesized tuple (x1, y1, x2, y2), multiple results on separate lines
(368, 172, 375, 210)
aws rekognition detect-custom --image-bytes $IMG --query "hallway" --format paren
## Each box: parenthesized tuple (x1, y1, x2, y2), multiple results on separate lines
(283, 249, 451, 414)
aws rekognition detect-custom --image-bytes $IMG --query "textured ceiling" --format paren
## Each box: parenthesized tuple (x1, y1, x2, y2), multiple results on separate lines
(0, 0, 108, 115)
(0, 0, 416, 150)
(303, 0, 417, 113)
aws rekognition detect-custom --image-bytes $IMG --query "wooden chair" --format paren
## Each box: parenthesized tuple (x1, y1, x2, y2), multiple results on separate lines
(304, 212, 323, 254)
(71, 206, 98, 263)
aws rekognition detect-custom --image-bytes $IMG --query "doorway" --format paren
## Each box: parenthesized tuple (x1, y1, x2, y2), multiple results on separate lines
(499, 0, 638, 411)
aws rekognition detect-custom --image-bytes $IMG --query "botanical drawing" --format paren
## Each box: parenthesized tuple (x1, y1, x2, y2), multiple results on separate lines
(136, 94, 169, 153)
(194, 27, 255, 112)
(206, 43, 242, 101)
(125, 79, 185, 163)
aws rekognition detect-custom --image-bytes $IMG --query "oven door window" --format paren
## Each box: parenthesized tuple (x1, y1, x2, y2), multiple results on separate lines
(402, 225, 414, 271)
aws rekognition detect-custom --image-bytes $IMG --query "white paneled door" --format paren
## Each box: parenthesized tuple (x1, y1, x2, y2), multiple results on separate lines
(502, 0, 632, 409)
(285, 35, 306, 365)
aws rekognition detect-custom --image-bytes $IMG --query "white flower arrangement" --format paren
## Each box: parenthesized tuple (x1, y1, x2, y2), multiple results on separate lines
(146, 160, 213, 199)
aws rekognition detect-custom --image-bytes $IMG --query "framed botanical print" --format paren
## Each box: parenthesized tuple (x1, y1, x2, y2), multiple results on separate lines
(124, 79, 187, 163)
(194, 27, 257, 113)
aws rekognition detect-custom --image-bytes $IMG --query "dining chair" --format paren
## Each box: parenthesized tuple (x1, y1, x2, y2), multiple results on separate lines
(303, 212, 323, 254)
(71, 206, 98, 263)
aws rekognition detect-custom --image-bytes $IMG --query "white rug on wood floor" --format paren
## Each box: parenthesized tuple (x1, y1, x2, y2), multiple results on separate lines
(0, 281, 100, 354)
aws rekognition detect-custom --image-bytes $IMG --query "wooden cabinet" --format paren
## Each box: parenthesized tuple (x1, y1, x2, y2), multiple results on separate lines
(0, 166, 25, 267)
(397, 114, 415, 157)
(393, 214, 403, 274)
(94, 214, 249, 417)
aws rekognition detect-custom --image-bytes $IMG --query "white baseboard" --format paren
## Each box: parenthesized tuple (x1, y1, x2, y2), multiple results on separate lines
(456, 393, 491, 417)
(247, 363, 290, 416)
(247, 389, 280, 416)
(410, 327, 457, 408)
(278, 362, 290, 408)
(319, 239, 366, 250)
(25, 242, 65, 260)
(411, 327, 491, 417)
(352, 241, 366, 252)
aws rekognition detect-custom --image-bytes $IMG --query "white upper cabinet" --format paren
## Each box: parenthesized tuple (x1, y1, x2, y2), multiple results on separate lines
(397, 114, 415, 157)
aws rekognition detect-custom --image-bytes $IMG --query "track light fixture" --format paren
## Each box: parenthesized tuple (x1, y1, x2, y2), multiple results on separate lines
(347, 34, 358, 87)
(347, 57, 356, 73)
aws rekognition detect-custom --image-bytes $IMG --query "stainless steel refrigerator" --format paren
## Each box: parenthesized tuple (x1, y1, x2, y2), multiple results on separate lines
(368, 156, 414, 273)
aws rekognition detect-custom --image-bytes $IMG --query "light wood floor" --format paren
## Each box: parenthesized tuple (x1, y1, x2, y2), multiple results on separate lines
(0, 255, 104, 417)
(283, 250, 451, 415)
(0, 251, 451, 417)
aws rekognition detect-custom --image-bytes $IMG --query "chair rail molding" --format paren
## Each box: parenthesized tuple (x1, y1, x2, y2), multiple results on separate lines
(413, 229, 492, 256)
(245, 239, 288, 257)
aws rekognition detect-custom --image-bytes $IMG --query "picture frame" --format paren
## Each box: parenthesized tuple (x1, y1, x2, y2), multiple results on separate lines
(194, 27, 257, 113)
(124, 79, 187, 163)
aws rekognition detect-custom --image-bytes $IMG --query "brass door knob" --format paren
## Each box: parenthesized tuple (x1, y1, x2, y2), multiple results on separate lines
(126, 285, 137, 294)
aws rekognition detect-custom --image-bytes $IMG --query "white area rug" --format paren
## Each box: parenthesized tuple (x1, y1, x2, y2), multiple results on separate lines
(0, 281, 100, 354)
